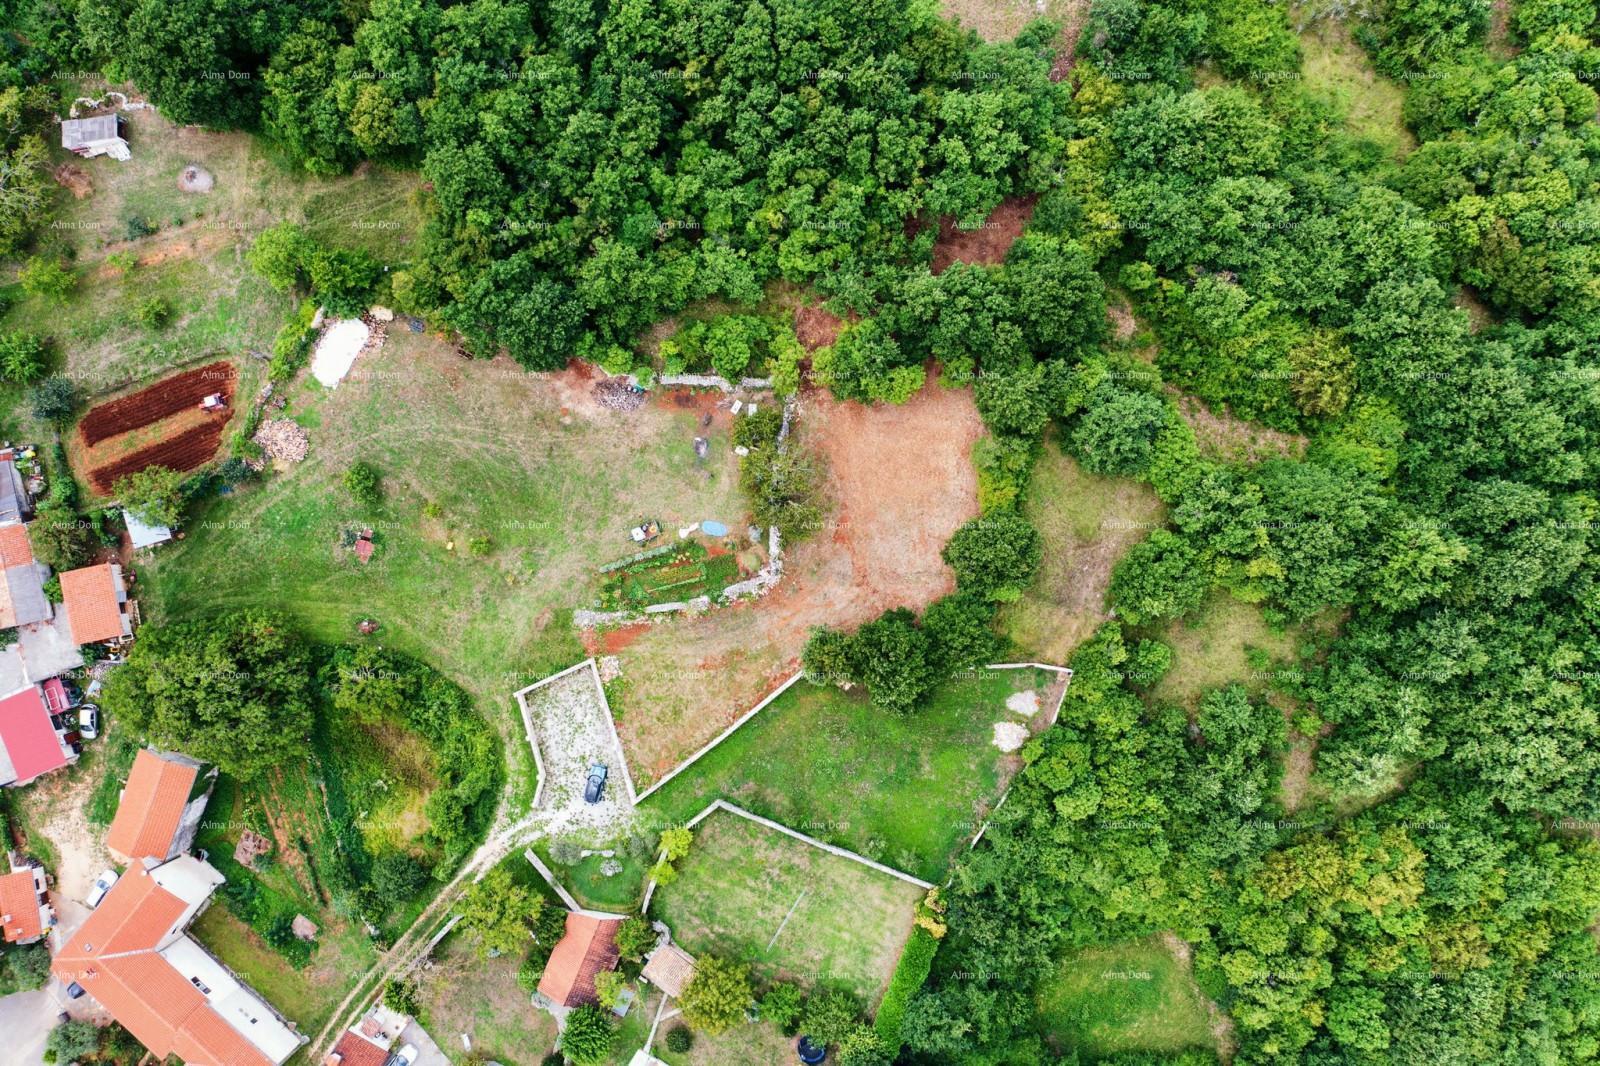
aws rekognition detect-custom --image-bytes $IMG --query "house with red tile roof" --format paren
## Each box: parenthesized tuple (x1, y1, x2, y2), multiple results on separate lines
(60, 562, 134, 646)
(536, 912, 622, 1009)
(0, 863, 51, 944)
(322, 1006, 408, 1066)
(51, 855, 306, 1066)
(106, 749, 216, 864)
(0, 521, 50, 630)
(0, 684, 78, 787)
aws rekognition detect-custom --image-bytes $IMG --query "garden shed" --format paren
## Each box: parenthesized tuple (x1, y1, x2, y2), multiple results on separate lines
(640, 941, 697, 998)
(61, 114, 130, 160)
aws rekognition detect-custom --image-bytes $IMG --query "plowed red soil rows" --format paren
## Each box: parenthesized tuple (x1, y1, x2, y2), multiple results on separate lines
(87, 420, 228, 494)
(79, 360, 235, 445)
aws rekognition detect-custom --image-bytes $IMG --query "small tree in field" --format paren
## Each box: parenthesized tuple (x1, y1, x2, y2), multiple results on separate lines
(28, 376, 77, 423)
(458, 866, 539, 957)
(678, 955, 754, 1035)
(114, 465, 186, 527)
(560, 1004, 615, 1065)
(615, 915, 656, 961)
(344, 461, 382, 507)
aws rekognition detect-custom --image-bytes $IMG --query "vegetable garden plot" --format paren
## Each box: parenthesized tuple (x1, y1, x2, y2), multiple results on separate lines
(87, 418, 229, 493)
(78, 361, 235, 445)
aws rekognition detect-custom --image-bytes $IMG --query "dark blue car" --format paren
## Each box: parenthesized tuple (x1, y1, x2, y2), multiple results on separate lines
(584, 763, 608, 804)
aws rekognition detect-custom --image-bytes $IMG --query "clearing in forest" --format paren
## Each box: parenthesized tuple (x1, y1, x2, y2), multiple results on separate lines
(607, 370, 983, 786)
(649, 809, 925, 1005)
(1036, 937, 1223, 1058)
(1001, 438, 1167, 664)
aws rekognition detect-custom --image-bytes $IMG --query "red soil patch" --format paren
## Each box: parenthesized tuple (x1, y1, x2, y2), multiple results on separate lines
(794, 302, 851, 352)
(930, 195, 1037, 274)
(79, 361, 234, 445)
(583, 622, 652, 656)
(612, 369, 985, 782)
(87, 419, 229, 494)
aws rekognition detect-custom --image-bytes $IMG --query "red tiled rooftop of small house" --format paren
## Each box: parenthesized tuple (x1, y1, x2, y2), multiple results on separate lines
(0, 685, 70, 784)
(0, 868, 44, 943)
(537, 912, 621, 1008)
(324, 1030, 389, 1066)
(61, 563, 127, 644)
(0, 523, 34, 567)
(106, 750, 201, 862)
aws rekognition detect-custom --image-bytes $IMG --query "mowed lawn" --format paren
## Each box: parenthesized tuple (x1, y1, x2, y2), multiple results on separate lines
(650, 811, 924, 1004)
(645, 667, 1051, 883)
(2, 107, 425, 406)
(139, 328, 747, 811)
(1000, 438, 1166, 664)
(1036, 939, 1220, 1060)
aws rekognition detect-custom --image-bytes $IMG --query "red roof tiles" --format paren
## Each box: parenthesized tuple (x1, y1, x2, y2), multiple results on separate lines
(52, 867, 276, 1066)
(106, 750, 201, 862)
(537, 913, 621, 1008)
(61, 563, 126, 644)
(325, 1031, 390, 1066)
(0, 869, 44, 943)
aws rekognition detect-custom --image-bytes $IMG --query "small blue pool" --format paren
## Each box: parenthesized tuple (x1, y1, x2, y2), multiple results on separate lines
(701, 520, 729, 537)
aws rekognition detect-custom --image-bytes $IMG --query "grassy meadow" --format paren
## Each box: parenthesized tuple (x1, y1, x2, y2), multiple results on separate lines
(649, 810, 925, 1005)
(1035, 939, 1220, 1059)
(645, 667, 1050, 883)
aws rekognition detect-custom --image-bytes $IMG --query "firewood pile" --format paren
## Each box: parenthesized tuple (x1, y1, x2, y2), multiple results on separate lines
(595, 378, 646, 412)
(253, 418, 310, 462)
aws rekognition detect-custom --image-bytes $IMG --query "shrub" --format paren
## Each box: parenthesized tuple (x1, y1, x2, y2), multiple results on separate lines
(838, 1025, 892, 1065)
(941, 513, 1042, 602)
(125, 214, 157, 239)
(762, 981, 805, 1034)
(382, 977, 420, 1015)
(803, 987, 863, 1046)
(560, 1003, 615, 1065)
(370, 851, 428, 906)
(594, 969, 627, 1009)
(664, 1026, 693, 1053)
(45, 1019, 99, 1064)
(344, 462, 382, 507)
(28, 376, 78, 422)
(659, 827, 693, 861)
(0, 332, 47, 384)
(615, 915, 656, 961)
(113, 465, 186, 527)
(679, 955, 754, 1035)
(30, 507, 94, 571)
(848, 608, 936, 714)
(19, 257, 76, 304)
(873, 927, 939, 1048)
(549, 839, 583, 865)
(135, 295, 174, 330)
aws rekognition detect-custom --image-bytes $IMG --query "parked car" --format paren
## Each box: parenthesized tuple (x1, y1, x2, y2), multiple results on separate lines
(78, 704, 99, 740)
(85, 869, 118, 909)
(584, 763, 608, 804)
(391, 1044, 419, 1066)
(65, 983, 85, 1000)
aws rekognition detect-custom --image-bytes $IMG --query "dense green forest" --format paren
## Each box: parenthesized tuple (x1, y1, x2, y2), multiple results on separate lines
(4, 0, 1600, 1061)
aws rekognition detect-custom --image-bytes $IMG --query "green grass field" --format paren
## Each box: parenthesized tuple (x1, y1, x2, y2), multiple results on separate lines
(645, 667, 1048, 883)
(138, 326, 747, 814)
(1035, 939, 1219, 1059)
(1145, 594, 1304, 712)
(650, 810, 925, 1004)
(2, 108, 425, 416)
(1000, 438, 1166, 665)
(1298, 18, 1415, 160)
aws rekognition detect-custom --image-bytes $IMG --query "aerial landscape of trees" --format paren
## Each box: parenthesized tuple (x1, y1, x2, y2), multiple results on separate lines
(3, 0, 1600, 1059)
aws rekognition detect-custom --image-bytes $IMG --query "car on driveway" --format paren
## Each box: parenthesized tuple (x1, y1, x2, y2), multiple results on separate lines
(584, 764, 608, 804)
(85, 869, 118, 908)
(390, 1044, 419, 1066)
(78, 704, 99, 739)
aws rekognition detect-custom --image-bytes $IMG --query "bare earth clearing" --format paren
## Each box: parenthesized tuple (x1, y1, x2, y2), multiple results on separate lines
(611, 372, 984, 785)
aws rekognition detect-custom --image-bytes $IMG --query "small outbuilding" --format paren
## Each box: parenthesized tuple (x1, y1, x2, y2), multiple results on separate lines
(640, 941, 697, 999)
(123, 510, 173, 550)
(61, 115, 130, 160)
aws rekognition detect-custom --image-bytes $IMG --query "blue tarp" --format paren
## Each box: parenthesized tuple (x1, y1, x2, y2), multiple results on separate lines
(701, 520, 729, 536)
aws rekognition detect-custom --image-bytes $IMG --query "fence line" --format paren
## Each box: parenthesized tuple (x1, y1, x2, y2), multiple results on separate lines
(632, 673, 805, 803)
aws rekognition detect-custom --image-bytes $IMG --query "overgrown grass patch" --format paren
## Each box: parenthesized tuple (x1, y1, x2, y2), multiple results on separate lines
(1035, 939, 1218, 1059)
(649, 810, 924, 1004)
(645, 668, 1045, 883)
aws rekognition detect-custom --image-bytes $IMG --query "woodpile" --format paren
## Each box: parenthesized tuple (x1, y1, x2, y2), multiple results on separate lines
(595, 378, 645, 412)
(253, 418, 309, 462)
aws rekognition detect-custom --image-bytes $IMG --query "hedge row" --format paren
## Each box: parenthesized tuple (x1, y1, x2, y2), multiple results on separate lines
(873, 926, 939, 1048)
